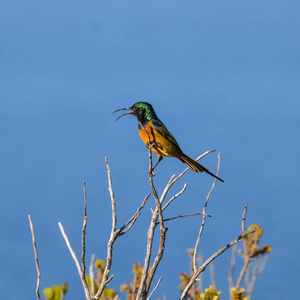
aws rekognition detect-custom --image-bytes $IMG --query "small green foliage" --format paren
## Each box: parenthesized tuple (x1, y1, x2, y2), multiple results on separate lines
(200, 285, 221, 300)
(86, 259, 119, 300)
(242, 224, 273, 258)
(43, 282, 67, 300)
(231, 287, 249, 300)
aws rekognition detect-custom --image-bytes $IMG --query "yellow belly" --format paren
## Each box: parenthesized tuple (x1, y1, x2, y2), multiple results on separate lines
(138, 122, 180, 157)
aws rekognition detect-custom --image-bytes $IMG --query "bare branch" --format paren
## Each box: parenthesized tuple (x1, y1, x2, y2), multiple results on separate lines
(180, 230, 255, 300)
(28, 215, 41, 300)
(236, 258, 251, 290)
(106, 157, 117, 234)
(228, 244, 237, 296)
(136, 207, 158, 298)
(159, 174, 176, 204)
(58, 222, 91, 300)
(247, 255, 269, 298)
(236, 205, 252, 290)
(210, 261, 217, 289)
(162, 183, 187, 211)
(197, 253, 203, 293)
(147, 143, 164, 229)
(160, 212, 211, 224)
(146, 276, 163, 300)
(81, 182, 88, 276)
(94, 157, 118, 299)
(159, 150, 215, 207)
(172, 150, 216, 185)
(89, 254, 95, 296)
(193, 152, 222, 273)
(242, 204, 248, 232)
(119, 194, 150, 235)
(136, 122, 168, 299)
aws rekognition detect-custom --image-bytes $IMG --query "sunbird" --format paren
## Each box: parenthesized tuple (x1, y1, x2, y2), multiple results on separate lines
(114, 102, 224, 182)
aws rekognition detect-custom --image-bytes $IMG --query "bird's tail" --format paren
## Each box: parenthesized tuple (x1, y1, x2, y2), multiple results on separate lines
(178, 153, 224, 183)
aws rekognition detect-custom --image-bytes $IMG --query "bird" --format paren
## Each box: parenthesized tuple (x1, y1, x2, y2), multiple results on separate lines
(113, 102, 224, 182)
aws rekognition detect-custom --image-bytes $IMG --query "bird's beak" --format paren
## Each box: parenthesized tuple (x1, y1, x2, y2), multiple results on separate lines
(113, 107, 133, 121)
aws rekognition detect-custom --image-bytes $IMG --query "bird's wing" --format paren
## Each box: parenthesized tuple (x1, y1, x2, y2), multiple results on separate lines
(153, 121, 181, 149)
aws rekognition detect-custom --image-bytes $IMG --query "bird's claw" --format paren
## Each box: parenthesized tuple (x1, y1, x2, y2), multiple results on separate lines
(149, 170, 156, 177)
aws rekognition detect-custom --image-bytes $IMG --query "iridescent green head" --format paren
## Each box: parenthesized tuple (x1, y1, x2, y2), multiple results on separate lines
(113, 102, 159, 125)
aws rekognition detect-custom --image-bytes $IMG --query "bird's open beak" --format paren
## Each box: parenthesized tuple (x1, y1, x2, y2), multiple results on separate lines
(113, 107, 133, 121)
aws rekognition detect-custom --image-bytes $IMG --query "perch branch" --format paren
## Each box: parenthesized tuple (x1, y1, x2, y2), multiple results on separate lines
(136, 122, 168, 299)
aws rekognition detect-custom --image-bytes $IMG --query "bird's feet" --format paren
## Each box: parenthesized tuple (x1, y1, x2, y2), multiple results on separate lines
(148, 169, 156, 177)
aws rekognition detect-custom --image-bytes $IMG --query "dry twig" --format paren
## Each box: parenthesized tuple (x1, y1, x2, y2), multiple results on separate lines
(180, 229, 255, 299)
(89, 254, 95, 296)
(228, 244, 237, 294)
(81, 182, 88, 277)
(235, 204, 251, 291)
(146, 276, 163, 300)
(161, 212, 211, 224)
(28, 215, 41, 300)
(242, 204, 248, 232)
(58, 222, 92, 299)
(94, 157, 118, 298)
(193, 152, 222, 273)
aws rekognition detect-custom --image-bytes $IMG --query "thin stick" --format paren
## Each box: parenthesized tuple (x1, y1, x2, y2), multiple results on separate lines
(95, 157, 117, 299)
(160, 213, 211, 224)
(242, 204, 248, 232)
(159, 150, 215, 207)
(228, 244, 237, 295)
(119, 194, 150, 235)
(210, 261, 217, 288)
(197, 253, 203, 293)
(247, 255, 269, 298)
(162, 183, 188, 211)
(193, 152, 221, 273)
(81, 182, 88, 276)
(146, 276, 163, 300)
(236, 257, 251, 290)
(180, 230, 255, 299)
(236, 205, 252, 290)
(172, 150, 216, 185)
(58, 222, 91, 300)
(28, 215, 41, 300)
(89, 254, 95, 296)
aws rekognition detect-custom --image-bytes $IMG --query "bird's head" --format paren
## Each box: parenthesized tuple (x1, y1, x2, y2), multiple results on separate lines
(113, 102, 157, 124)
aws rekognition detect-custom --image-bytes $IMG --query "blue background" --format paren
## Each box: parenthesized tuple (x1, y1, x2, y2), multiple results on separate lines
(1, 1, 299, 299)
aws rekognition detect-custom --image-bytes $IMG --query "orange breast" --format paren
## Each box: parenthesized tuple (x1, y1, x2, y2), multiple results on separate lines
(138, 121, 180, 157)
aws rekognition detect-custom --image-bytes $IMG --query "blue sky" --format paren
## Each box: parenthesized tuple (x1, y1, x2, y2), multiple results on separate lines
(1, 1, 299, 299)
